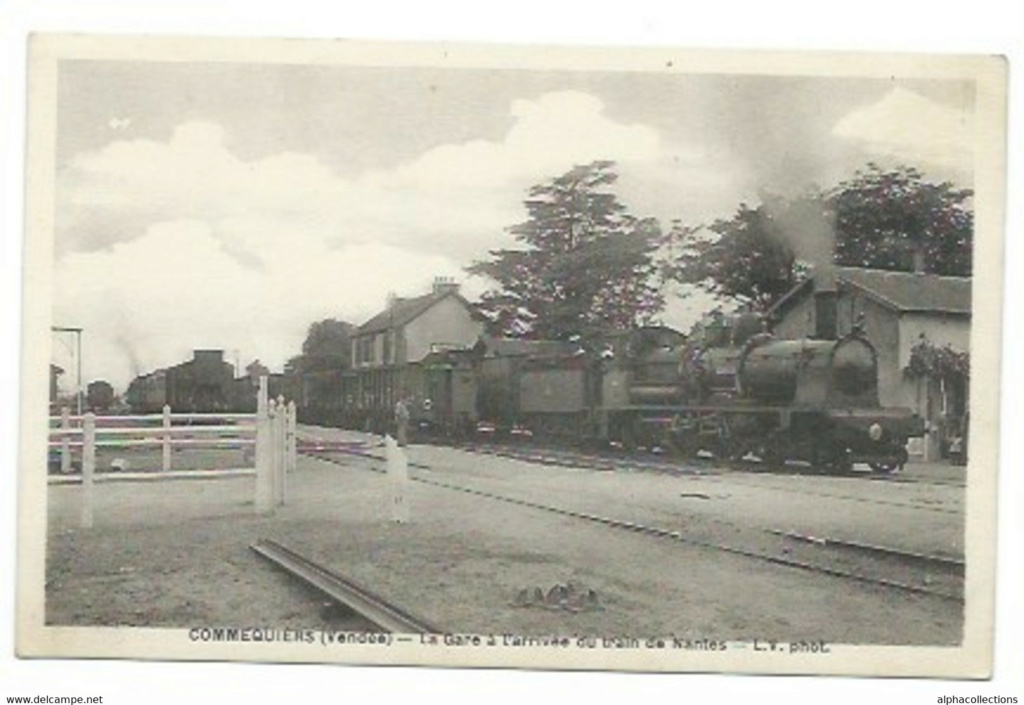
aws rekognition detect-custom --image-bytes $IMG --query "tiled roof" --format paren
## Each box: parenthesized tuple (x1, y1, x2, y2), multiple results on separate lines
(836, 267, 971, 314)
(356, 290, 477, 335)
(770, 267, 972, 317)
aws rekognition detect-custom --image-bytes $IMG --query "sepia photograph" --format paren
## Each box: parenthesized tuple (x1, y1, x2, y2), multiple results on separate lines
(14, 32, 1008, 680)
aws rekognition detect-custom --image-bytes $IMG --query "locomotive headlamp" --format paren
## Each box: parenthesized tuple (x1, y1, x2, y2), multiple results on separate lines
(869, 423, 884, 441)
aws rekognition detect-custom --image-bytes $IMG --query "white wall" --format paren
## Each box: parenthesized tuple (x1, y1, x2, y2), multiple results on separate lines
(403, 296, 483, 363)
(898, 313, 971, 369)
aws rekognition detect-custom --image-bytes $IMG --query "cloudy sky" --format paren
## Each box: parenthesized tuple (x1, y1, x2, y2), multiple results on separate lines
(50, 59, 975, 392)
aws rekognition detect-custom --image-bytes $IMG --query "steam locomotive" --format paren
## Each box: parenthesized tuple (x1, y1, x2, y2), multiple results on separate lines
(125, 350, 236, 414)
(300, 315, 924, 474)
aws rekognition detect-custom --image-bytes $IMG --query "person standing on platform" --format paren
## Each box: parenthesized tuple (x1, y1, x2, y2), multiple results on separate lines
(395, 396, 410, 447)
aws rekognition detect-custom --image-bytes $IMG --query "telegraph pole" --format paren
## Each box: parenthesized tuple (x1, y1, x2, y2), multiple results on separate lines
(51, 326, 83, 415)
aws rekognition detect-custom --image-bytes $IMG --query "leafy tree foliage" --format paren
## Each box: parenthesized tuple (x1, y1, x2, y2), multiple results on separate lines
(468, 161, 664, 339)
(904, 337, 970, 381)
(830, 164, 972, 276)
(287, 318, 354, 373)
(86, 379, 115, 411)
(665, 204, 803, 310)
(668, 164, 973, 311)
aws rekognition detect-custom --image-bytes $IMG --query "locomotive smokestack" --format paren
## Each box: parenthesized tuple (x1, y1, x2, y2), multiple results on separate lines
(763, 194, 838, 339)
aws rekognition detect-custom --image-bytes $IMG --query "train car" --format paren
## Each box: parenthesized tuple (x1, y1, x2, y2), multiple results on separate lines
(294, 368, 353, 426)
(124, 369, 169, 414)
(295, 319, 923, 473)
(405, 348, 478, 437)
(474, 338, 578, 437)
(125, 350, 235, 415)
(517, 351, 593, 439)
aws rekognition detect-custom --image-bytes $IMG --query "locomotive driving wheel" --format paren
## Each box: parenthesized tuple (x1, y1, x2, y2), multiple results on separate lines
(752, 432, 787, 469)
(811, 439, 853, 475)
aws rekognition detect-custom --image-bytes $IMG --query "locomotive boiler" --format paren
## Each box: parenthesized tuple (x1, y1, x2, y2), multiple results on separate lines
(596, 318, 922, 473)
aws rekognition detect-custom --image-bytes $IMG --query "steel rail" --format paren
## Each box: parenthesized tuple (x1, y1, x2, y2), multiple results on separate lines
(468, 441, 965, 489)
(686, 472, 963, 514)
(301, 445, 963, 603)
(250, 538, 440, 634)
(409, 476, 965, 603)
(766, 528, 965, 573)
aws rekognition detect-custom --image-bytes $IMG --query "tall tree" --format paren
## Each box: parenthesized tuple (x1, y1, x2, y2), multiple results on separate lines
(667, 202, 801, 311)
(830, 164, 973, 276)
(667, 164, 974, 311)
(468, 161, 664, 339)
(86, 379, 114, 411)
(288, 318, 354, 373)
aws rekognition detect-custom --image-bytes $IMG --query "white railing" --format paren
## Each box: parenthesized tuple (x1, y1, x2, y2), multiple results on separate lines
(48, 376, 296, 527)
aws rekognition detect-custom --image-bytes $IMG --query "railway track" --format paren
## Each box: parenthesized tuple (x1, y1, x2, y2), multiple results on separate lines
(685, 473, 963, 515)
(298, 435, 964, 514)
(250, 538, 440, 634)
(463, 441, 965, 489)
(299, 441, 964, 604)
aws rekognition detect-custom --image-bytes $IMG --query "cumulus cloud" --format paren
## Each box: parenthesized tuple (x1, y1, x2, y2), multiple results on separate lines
(832, 87, 974, 181)
(58, 91, 667, 261)
(53, 219, 484, 389)
(53, 90, 695, 388)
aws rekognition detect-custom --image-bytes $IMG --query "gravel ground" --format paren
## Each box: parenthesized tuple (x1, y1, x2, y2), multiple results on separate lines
(301, 427, 965, 558)
(51, 445, 253, 474)
(46, 442, 962, 645)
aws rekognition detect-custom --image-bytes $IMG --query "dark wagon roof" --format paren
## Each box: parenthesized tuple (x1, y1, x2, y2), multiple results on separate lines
(481, 338, 576, 358)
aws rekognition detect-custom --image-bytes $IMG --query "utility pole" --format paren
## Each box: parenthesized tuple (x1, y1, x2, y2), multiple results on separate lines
(51, 326, 83, 415)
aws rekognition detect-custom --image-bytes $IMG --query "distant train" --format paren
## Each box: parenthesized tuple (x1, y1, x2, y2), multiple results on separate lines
(124, 350, 297, 415)
(125, 350, 235, 414)
(298, 316, 925, 474)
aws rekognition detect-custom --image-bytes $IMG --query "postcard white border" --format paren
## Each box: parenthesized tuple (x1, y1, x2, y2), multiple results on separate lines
(17, 33, 1008, 678)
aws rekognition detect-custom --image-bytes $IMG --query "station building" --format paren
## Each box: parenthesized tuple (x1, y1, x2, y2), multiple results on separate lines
(348, 277, 486, 429)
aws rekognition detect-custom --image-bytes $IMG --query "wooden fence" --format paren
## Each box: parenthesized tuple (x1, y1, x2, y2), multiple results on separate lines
(48, 376, 295, 527)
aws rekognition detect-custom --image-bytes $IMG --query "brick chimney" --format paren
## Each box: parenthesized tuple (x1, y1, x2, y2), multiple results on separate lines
(912, 247, 927, 275)
(432, 276, 460, 296)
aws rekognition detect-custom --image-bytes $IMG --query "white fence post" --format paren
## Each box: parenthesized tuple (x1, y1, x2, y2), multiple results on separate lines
(81, 412, 96, 529)
(255, 376, 273, 513)
(386, 435, 409, 523)
(277, 395, 287, 506)
(271, 396, 284, 507)
(60, 407, 71, 474)
(162, 404, 171, 472)
(286, 401, 296, 475)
